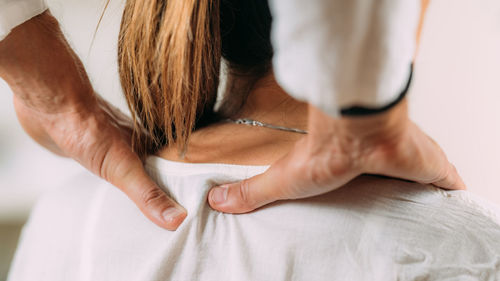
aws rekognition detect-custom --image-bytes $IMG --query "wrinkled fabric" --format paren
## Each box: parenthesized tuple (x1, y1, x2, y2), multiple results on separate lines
(8, 156, 500, 281)
(270, 0, 419, 116)
(0, 0, 47, 40)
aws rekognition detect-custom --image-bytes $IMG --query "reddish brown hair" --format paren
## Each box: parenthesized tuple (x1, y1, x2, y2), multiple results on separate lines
(117, 0, 273, 156)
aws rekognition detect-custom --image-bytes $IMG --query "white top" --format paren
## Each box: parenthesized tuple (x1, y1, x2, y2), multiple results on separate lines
(8, 156, 500, 280)
(0, 0, 47, 40)
(0, 0, 417, 115)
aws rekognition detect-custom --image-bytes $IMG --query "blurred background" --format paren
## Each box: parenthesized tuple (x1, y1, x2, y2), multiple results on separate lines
(1, 0, 500, 280)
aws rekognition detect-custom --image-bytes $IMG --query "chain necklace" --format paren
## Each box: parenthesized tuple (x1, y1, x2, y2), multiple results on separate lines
(225, 118, 308, 134)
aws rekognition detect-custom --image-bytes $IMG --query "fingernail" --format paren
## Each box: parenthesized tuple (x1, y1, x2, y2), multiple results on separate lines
(211, 186, 228, 205)
(162, 207, 185, 223)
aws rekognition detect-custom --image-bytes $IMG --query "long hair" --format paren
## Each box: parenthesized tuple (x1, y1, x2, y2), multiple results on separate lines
(118, 0, 272, 156)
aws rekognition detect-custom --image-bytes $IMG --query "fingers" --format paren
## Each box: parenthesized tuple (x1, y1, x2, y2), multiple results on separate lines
(77, 106, 187, 231)
(431, 163, 467, 191)
(417, 127, 467, 190)
(103, 144, 187, 231)
(123, 170, 187, 230)
(208, 167, 285, 214)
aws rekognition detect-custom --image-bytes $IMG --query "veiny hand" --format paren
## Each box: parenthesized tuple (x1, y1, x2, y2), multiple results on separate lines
(208, 100, 466, 214)
(0, 11, 186, 230)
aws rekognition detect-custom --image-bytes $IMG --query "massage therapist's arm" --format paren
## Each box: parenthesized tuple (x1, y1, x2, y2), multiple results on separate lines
(0, 11, 186, 230)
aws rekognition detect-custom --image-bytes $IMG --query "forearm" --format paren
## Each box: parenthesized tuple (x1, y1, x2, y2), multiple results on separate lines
(0, 0, 47, 41)
(339, 99, 410, 147)
(0, 11, 95, 111)
(0, 11, 97, 155)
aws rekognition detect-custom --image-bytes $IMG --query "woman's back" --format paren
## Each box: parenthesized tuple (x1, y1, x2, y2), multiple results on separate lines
(9, 156, 500, 281)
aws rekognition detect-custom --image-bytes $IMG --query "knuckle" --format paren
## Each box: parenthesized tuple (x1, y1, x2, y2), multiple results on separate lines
(237, 179, 253, 207)
(429, 165, 452, 185)
(140, 187, 166, 207)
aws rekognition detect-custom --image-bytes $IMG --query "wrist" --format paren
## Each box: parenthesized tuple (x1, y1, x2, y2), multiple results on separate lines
(340, 98, 409, 142)
(340, 64, 413, 117)
(336, 99, 411, 171)
(0, 10, 95, 114)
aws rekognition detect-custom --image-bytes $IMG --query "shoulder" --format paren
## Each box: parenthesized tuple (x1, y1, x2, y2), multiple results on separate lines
(8, 171, 107, 281)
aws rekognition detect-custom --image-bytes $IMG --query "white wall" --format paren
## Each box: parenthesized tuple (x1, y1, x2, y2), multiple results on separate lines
(410, 0, 500, 201)
(0, 0, 499, 221)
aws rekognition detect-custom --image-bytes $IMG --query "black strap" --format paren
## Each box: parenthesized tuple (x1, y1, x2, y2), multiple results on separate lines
(340, 64, 413, 116)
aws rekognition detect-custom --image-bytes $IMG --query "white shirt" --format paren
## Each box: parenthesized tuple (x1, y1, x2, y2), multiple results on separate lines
(0, 0, 47, 40)
(0, 0, 418, 115)
(8, 157, 500, 280)
(270, 0, 419, 116)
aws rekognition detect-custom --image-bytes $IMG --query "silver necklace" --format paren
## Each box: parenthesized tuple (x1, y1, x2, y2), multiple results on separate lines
(226, 118, 308, 134)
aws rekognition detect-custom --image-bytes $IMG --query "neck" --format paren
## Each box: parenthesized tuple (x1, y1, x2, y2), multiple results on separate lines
(231, 74, 308, 131)
(157, 73, 309, 165)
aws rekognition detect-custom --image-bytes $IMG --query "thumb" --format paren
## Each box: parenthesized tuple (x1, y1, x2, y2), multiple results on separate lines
(431, 163, 467, 190)
(103, 145, 187, 230)
(208, 164, 288, 213)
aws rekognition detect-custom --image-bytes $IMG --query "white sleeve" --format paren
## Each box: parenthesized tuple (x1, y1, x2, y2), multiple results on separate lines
(0, 0, 47, 41)
(270, 0, 419, 117)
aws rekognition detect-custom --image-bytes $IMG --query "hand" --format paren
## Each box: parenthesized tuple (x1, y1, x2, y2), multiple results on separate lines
(0, 11, 186, 230)
(208, 100, 466, 214)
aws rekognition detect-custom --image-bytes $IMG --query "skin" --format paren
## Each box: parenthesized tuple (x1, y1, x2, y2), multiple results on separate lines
(202, 74, 465, 214)
(0, 11, 187, 230)
(159, 75, 308, 165)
